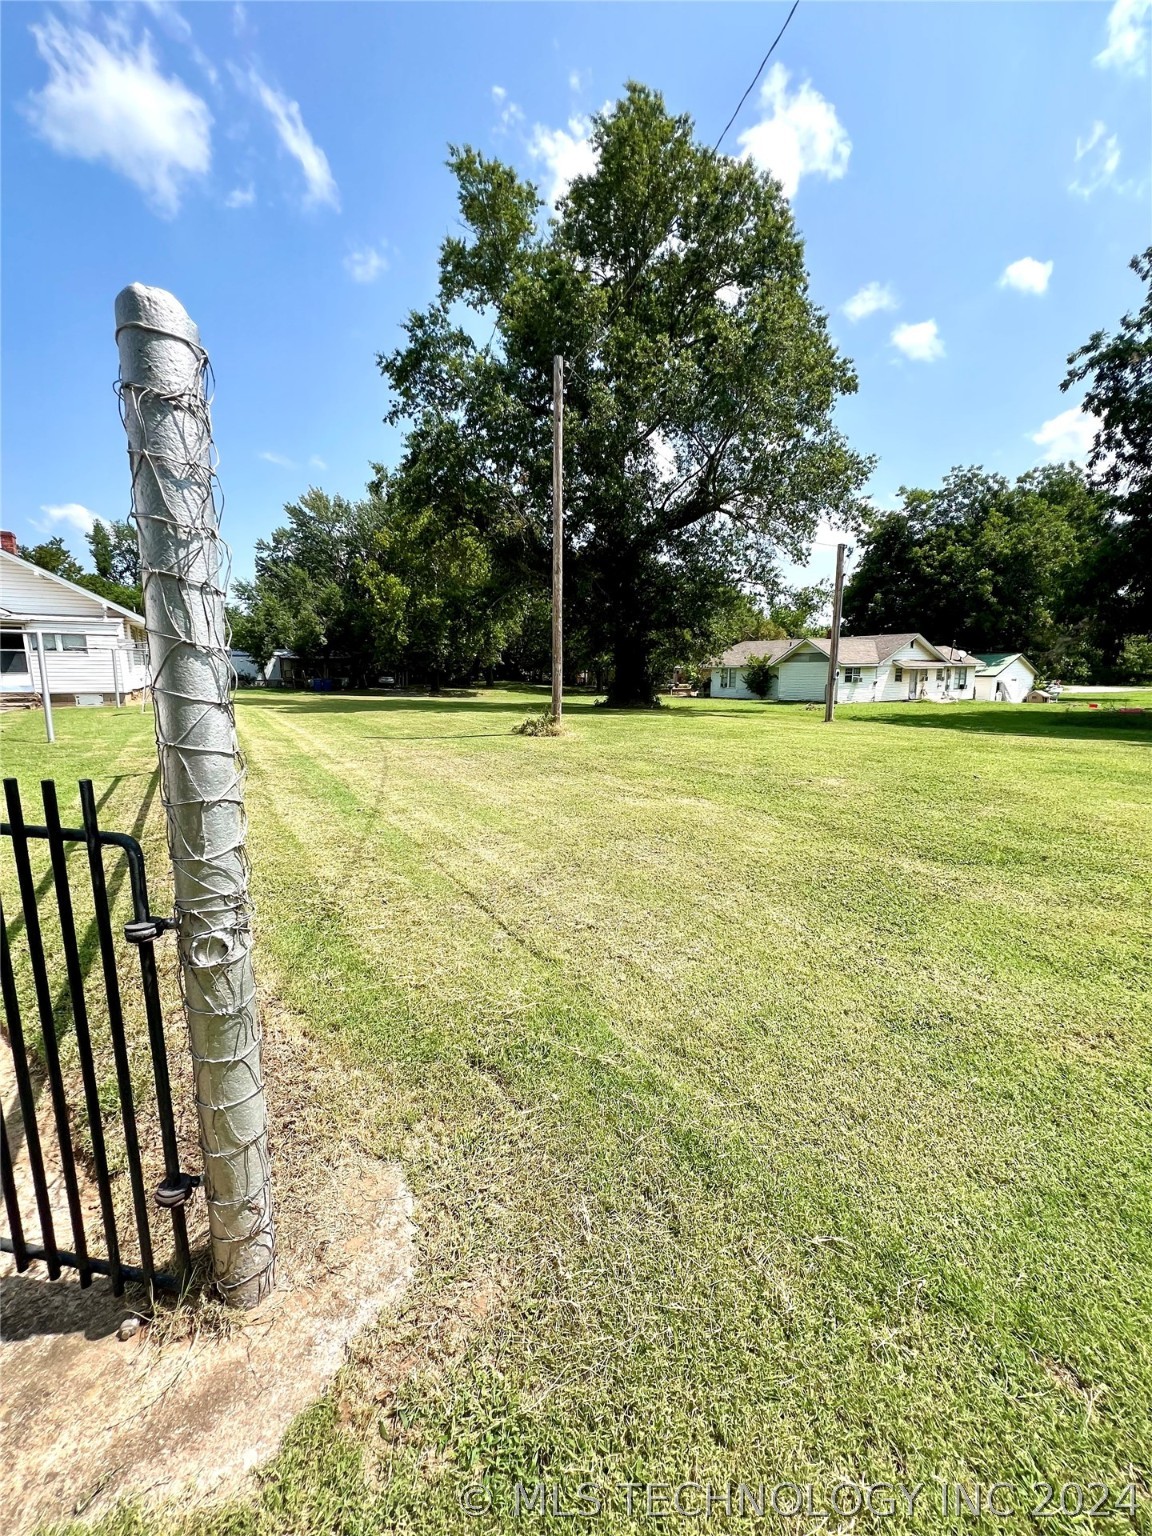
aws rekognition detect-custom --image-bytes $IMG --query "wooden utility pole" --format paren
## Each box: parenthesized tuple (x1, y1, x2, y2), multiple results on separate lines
(551, 354, 564, 719)
(824, 541, 847, 723)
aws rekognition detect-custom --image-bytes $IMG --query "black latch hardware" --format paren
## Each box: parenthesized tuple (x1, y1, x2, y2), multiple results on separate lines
(124, 916, 176, 944)
(155, 1172, 201, 1208)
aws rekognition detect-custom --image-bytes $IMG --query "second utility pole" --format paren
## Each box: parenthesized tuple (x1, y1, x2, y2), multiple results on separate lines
(551, 354, 564, 720)
(824, 541, 847, 723)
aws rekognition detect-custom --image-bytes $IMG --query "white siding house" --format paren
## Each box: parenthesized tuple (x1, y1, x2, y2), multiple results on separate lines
(711, 634, 982, 704)
(1, 545, 149, 707)
(973, 653, 1038, 702)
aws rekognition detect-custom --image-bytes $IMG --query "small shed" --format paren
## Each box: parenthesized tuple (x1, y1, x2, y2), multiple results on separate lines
(228, 647, 301, 686)
(974, 653, 1037, 702)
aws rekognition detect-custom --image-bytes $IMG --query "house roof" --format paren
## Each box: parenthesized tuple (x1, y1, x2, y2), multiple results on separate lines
(716, 638, 796, 667)
(1, 549, 145, 627)
(974, 652, 1036, 676)
(716, 632, 966, 668)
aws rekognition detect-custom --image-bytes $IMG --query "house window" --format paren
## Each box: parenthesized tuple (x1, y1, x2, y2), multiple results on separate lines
(954, 669, 967, 688)
(894, 666, 903, 682)
(1, 630, 29, 674)
(41, 633, 88, 653)
(843, 666, 863, 683)
(719, 668, 732, 688)
(936, 668, 945, 681)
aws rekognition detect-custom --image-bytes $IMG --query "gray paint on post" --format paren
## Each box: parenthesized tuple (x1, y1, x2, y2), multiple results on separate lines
(114, 283, 274, 1308)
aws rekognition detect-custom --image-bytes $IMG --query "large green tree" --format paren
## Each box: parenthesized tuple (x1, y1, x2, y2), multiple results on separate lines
(842, 466, 1115, 676)
(87, 518, 141, 591)
(231, 489, 387, 679)
(1062, 245, 1152, 640)
(379, 84, 872, 706)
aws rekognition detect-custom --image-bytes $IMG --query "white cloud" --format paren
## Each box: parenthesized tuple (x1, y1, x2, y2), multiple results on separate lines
(999, 257, 1053, 294)
(139, 1, 190, 42)
(1095, 0, 1151, 74)
(137, 1, 218, 86)
(251, 70, 338, 208)
(39, 502, 104, 535)
(1031, 407, 1097, 464)
(259, 451, 296, 469)
(568, 70, 584, 92)
(842, 282, 897, 322)
(890, 320, 944, 362)
(344, 244, 388, 282)
(224, 182, 255, 208)
(309, 455, 327, 470)
(1070, 121, 1122, 196)
(492, 85, 523, 134)
(529, 115, 598, 204)
(736, 63, 850, 199)
(24, 17, 212, 215)
(717, 282, 742, 308)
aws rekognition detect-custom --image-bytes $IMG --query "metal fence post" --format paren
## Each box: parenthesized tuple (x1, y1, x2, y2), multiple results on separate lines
(114, 283, 274, 1308)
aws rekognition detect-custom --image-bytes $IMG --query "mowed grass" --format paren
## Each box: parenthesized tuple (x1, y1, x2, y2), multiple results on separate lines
(3, 691, 1151, 1534)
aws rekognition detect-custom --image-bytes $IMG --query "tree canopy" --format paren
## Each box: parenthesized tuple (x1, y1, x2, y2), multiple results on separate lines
(17, 535, 86, 582)
(1062, 245, 1152, 640)
(378, 83, 872, 704)
(231, 487, 529, 686)
(842, 465, 1117, 678)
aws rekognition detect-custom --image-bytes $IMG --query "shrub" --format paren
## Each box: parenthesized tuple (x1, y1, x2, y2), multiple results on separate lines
(742, 656, 776, 698)
(514, 711, 563, 737)
(1118, 634, 1152, 682)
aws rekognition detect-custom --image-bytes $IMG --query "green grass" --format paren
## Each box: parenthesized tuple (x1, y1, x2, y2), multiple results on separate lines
(4, 691, 1151, 1534)
(1060, 689, 1152, 706)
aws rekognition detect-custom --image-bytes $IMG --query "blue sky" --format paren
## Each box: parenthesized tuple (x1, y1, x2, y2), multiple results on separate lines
(2, 1, 1149, 591)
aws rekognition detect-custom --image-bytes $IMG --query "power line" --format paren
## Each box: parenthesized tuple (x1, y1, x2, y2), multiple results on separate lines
(567, 0, 802, 375)
(713, 0, 801, 153)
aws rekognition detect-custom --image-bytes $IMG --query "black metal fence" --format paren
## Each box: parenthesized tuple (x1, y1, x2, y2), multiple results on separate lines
(1, 778, 198, 1294)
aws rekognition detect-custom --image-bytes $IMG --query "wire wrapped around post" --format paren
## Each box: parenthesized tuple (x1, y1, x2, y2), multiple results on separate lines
(114, 283, 274, 1308)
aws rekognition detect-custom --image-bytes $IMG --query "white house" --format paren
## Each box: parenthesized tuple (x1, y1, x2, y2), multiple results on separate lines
(1, 541, 150, 708)
(973, 653, 1038, 702)
(711, 633, 983, 703)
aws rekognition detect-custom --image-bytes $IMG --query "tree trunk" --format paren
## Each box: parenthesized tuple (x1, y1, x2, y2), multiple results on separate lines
(604, 632, 661, 708)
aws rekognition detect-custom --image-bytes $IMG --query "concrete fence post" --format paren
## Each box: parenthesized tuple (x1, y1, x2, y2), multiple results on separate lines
(114, 283, 274, 1307)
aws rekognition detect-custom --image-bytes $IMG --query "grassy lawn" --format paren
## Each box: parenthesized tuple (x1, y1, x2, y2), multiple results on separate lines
(3, 691, 1151, 1534)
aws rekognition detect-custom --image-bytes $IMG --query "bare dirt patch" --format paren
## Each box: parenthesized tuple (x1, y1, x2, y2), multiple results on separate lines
(0, 1006, 416, 1532)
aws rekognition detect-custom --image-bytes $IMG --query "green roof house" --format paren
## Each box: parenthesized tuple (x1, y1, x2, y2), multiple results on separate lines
(973, 653, 1037, 702)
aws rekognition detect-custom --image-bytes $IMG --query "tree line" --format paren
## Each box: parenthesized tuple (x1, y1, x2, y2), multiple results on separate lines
(14, 89, 1150, 691)
(844, 249, 1152, 682)
(230, 86, 1150, 692)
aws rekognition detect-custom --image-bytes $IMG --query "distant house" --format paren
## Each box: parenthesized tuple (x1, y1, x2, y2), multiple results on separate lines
(973, 653, 1038, 702)
(711, 633, 983, 703)
(229, 648, 301, 686)
(1, 539, 149, 708)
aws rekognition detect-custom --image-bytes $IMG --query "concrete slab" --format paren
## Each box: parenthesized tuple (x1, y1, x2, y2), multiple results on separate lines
(0, 1159, 414, 1532)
